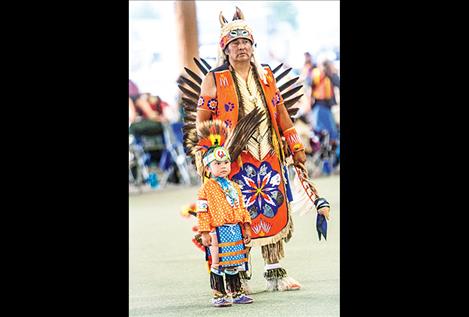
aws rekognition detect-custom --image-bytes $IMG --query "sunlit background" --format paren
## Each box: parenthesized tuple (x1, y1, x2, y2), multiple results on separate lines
(129, 0, 339, 105)
(130, 4, 340, 314)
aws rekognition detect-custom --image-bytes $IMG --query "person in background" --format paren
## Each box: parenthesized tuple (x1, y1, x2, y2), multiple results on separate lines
(308, 59, 340, 144)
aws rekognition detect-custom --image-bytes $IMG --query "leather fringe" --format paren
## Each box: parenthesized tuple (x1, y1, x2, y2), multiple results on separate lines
(225, 272, 242, 294)
(210, 271, 226, 295)
(264, 267, 287, 281)
(261, 239, 285, 264)
(239, 247, 252, 280)
(239, 270, 250, 280)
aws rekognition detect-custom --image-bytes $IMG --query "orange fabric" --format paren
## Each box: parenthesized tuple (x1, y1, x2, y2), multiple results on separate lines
(197, 95, 218, 113)
(219, 249, 247, 257)
(283, 127, 305, 153)
(213, 66, 284, 141)
(197, 178, 251, 232)
(212, 70, 240, 128)
(312, 68, 333, 100)
(218, 240, 244, 247)
(207, 64, 293, 241)
(218, 258, 248, 266)
(229, 150, 289, 239)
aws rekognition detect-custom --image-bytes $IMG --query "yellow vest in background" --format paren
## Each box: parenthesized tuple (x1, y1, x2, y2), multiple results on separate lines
(312, 68, 333, 100)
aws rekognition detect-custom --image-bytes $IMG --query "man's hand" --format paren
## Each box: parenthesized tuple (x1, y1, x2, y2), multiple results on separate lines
(201, 232, 211, 246)
(318, 207, 330, 220)
(293, 149, 307, 166)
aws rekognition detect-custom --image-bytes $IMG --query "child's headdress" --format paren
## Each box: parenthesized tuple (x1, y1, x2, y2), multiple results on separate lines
(196, 121, 231, 167)
(188, 108, 264, 176)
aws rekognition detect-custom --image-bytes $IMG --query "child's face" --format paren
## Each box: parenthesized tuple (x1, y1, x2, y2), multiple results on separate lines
(208, 160, 231, 178)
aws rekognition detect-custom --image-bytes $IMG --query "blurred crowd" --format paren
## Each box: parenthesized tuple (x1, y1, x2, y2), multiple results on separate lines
(295, 52, 340, 177)
(129, 79, 195, 191)
(129, 51, 340, 192)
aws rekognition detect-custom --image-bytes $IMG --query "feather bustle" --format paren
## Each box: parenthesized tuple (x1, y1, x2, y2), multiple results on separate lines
(179, 75, 201, 94)
(284, 94, 304, 109)
(281, 85, 302, 100)
(193, 58, 209, 75)
(272, 63, 284, 74)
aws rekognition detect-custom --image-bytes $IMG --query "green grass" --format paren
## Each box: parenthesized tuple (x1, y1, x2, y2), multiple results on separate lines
(130, 175, 340, 316)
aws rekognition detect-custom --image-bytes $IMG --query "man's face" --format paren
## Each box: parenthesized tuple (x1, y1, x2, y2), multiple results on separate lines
(226, 38, 253, 63)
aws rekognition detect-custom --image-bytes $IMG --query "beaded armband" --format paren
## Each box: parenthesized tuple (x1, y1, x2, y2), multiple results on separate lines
(196, 199, 208, 213)
(197, 95, 218, 114)
(283, 127, 305, 154)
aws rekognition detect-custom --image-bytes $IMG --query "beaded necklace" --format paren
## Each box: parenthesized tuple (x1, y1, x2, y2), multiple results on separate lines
(215, 177, 239, 207)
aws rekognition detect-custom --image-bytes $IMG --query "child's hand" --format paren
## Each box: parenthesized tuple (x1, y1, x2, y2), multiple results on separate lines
(243, 224, 252, 244)
(243, 232, 251, 244)
(318, 207, 330, 220)
(243, 227, 252, 244)
(201, 232, 211, 246)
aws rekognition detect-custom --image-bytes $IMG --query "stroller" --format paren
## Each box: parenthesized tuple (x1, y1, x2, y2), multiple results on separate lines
(129, 120, 199, 192)
(306, 129, 340, 178)
(129, 134, 152, 190)
(157, 121, 199, 187)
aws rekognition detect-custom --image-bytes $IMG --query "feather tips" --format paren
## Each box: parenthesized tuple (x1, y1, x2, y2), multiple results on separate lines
(225, 107, 265, 161)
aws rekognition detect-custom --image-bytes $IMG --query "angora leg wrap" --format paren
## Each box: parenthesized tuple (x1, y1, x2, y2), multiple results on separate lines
(210, 270, 226, 296)
(225, 270, 242, 296)
(264, 264, 301, 291)
(264, 267, 287, 291)
(277, 276, 302, 291)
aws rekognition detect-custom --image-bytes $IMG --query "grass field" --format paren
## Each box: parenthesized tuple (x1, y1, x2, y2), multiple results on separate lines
(130, 175, 340, 316)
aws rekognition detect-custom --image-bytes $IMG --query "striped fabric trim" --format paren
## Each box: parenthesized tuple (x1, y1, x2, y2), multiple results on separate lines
(219, 249, 247, 257)
(218, 258, 248, 266)
(218, 239, 244, 248)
